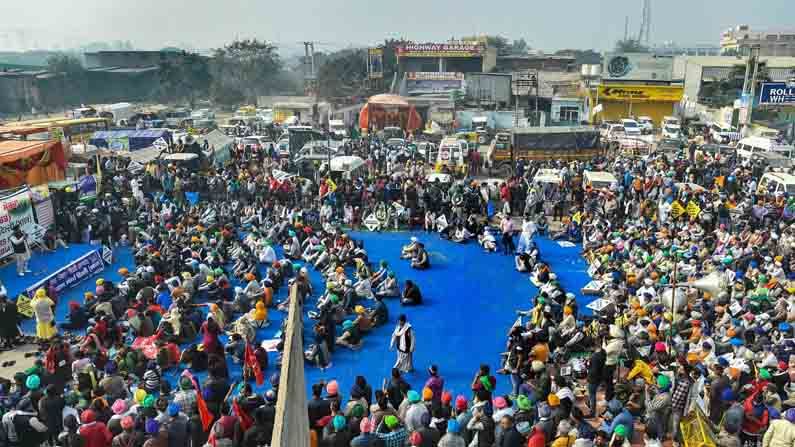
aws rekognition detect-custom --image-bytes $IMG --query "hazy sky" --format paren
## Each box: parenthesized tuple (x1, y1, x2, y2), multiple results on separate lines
(1, 0, 792, 53)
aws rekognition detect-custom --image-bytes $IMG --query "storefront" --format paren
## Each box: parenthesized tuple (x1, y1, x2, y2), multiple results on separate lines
(590, 84, 684, 125)
(551, 98, 586, 125)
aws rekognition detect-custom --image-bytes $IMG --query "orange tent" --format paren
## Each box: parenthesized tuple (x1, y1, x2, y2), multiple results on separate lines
(0, 140, 66, 189)
(359, 94, 422, 133)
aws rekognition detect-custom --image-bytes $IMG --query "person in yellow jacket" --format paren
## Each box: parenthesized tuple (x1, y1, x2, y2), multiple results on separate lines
(764, 409, 795, 447)
(249, 301, 269, 328)
(31, 288, 57, 341)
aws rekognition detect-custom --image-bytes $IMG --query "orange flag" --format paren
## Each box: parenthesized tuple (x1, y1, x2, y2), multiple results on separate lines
(245, 343, 264, 386)
(182, 370, 214, 431)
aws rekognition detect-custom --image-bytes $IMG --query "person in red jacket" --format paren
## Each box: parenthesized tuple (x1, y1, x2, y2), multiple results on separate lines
(741, 390, 769, 447)
(78, 409, 113, 447)
(526, 423, 546, 447)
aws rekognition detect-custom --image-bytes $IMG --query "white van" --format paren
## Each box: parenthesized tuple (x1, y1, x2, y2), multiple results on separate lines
(737, 136, 795, 161)
(435, 137, 467, 175)
(329, 119, 347, 138)
(620, 119, 642, 136)
(329, 155, 367, 180)
(757, 172, 795, 195)
(583, 171, 618, 190)
(532, 168, 563, 185)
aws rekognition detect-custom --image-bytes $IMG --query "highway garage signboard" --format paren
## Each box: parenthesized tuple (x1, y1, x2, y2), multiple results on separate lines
(760, 82, 795, 105)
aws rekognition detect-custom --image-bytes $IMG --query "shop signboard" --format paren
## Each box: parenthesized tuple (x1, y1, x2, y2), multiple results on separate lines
(0, 187, 36, 260)
(759, 82, 795, 105)
(368, 48, 384, 79)
(602, 53, 673, 82)
(597, 84, 684, 102)
(397, 42, 484, 58)
(406, 72, 464, 93)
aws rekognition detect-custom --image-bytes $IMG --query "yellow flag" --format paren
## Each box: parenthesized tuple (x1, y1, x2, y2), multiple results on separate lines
(686, 201, 701, 219)
(670, 200, 685, 218)
(16, 294, 33, 318)
(572, 212, 582, 224)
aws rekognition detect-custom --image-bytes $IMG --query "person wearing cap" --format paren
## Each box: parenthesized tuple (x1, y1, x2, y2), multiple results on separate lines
(376, 414, 408, 447)
(30, 288, 56, 342)
(741, 389, 770, 447)
(645, 375, 672, 435)
(401, 237, 420, 259)
(438, 418, 466, 447)
(608, 424, 631, 447)
(401, 390, 429, 432)
(163, 402, 189, 447)
(78, 408, 113, 447)
(762, 408, 795, 447)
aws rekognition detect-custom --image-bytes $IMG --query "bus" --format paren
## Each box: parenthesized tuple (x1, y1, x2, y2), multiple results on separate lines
(2, 117, 111, 144)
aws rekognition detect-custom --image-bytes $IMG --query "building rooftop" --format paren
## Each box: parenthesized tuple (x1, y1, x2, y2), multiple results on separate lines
(682, 56, 795, 68)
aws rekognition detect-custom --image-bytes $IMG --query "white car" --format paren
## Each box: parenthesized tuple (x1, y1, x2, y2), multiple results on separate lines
(606, 124, 626, 140)
(661, 124, 682, 139)
(238, 135, 272, 151)
(620, 119, 642, 137)
(709, 123, 740, 144)
(637, 116, 654, 134)
(293, 142, 338, 164)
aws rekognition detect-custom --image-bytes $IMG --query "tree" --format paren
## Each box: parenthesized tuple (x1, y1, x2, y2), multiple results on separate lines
(44, 54, 86, 109)
(157, 52, 211, 107)
(211, 39, 283, 105)
(46, 54, 84, 75)
(614, 39, 649, 53)
(316, 49, 368, 99)
(510, 39, 529, 55)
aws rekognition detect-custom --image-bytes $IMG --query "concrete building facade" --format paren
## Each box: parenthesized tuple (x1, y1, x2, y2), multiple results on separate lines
(721, 25, 795, 57)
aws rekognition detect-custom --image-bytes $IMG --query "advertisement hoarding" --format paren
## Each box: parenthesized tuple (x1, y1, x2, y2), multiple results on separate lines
(602, 53, 674, 82)
(759, 82, 795, 105)
(397, 43, 484, 58)
(597, 84, 684, 102)
(368, 48, 384, 79)
(406, 72, 464, 93)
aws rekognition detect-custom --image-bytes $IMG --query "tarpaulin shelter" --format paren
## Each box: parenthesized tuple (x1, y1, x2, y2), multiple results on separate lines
(359, 94, 422, 133)
(0, 140, 66, 189)
(201, 129, 234, 163)
(89, 129, 172, 151)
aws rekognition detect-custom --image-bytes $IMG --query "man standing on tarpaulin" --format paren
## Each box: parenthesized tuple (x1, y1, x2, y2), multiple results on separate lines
(390, 314, 415, 372)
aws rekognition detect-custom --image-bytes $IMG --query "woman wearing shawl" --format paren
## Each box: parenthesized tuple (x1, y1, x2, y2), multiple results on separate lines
(390, 314, 415, 373)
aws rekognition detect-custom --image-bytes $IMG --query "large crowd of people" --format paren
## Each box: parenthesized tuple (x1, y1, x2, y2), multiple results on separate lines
(0, 126, 791, 447)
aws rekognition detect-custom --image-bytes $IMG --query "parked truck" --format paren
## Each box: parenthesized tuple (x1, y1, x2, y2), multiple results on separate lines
(486, 126, 602, 176)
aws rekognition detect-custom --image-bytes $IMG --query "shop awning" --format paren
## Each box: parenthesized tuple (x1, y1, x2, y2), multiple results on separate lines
(0, 140, 61, 164)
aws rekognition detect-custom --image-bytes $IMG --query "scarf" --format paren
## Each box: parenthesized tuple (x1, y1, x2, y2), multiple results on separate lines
(392, 323, 412, 352)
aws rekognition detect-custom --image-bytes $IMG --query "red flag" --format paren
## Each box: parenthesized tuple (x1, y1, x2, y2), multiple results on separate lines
(233, 398, 254, 431)
(182, 370, 214, 431)
(245, 343, 264, 386)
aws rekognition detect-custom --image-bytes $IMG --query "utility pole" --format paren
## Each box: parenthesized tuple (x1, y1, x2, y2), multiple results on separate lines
(744, 46, 761, 131)
(624, 16, 629, 42)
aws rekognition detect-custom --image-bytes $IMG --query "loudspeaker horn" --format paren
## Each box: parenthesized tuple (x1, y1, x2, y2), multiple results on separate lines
(692, 272, 726, 297)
